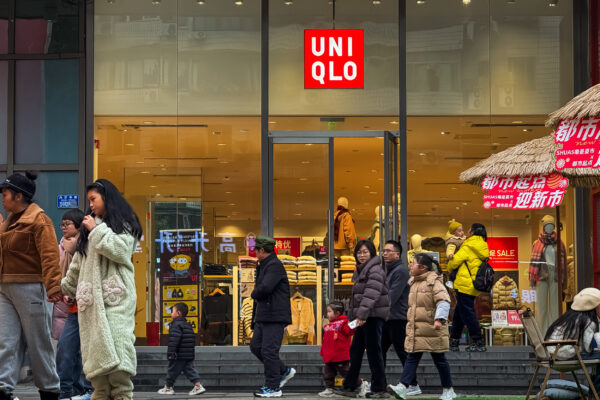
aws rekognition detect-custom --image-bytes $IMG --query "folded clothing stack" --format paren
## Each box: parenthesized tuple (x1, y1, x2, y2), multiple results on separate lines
(239, 256, 258, 268)
(341, 272, 354, 283)
(297, 255, 317, 269)
(287, 270, 298, 283)
(204, 263, 229, 275)
(298, 270, 317, 283)
(279, 254, 297, 270)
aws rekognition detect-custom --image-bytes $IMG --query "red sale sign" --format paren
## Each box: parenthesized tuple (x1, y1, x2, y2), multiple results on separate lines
(487, 237, 518, 271)
(481, 173, 569, 209)
(274, 237, 301, 258)
(304, 29, 364, 89)
(507, 310, 522, 326)
(554, 118, 600, 169)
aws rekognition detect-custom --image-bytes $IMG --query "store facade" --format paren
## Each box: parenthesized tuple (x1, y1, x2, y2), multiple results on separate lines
(0, 0, 594, 347)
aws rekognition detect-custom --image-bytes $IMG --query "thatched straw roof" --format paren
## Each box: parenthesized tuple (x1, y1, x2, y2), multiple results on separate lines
(546, 83, 600, 129)
(459, 135, 600, 188)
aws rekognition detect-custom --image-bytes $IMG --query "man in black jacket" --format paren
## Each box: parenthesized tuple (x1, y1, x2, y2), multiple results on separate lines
(250, 236, 295, 398)
(381, 240, 421, 396)
(158, 303, 206, 396)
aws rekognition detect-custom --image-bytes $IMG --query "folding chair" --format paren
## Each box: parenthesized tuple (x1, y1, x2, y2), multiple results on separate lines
(519, 309, 600, 400)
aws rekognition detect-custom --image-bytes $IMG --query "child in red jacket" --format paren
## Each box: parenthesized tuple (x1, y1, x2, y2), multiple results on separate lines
(319, 301, 357, 398)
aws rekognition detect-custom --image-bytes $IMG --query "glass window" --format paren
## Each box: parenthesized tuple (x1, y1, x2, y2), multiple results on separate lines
(15, 59, 79, 164)
(0, 172, 5, 217)
(0, 0, 8, 54)
(21, 171, 79, 238)
(270, 0, 399, 115)
(0, 61, 7, 164)
(15, 0, 80, 54)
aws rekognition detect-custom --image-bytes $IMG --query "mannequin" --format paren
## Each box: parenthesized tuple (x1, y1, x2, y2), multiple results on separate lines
(407, 234, 423, 263)
(333, 197, 357, 257)
(529, 215, 566, 334)
(371, 202, 402, 251)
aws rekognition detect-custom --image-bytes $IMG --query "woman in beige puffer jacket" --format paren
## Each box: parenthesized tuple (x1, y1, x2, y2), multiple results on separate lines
(388, 253, 456, 400)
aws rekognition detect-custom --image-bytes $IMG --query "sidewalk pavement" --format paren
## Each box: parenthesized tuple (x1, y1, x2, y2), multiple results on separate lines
(12, 384, 525, 400)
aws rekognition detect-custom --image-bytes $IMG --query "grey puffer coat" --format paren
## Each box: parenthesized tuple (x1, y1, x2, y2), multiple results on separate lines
(349, 256, 390, 321)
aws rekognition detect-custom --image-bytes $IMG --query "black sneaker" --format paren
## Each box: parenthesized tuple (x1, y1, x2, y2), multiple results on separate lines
(333, 387, 359, 398)
(465, 339, 487, 352)
(0, 391, 19, 400)
(254, 387, 282, 398)
(449, 338, 460, 352)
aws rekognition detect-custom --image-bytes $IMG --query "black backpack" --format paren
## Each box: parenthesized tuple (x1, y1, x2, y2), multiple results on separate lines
(463, 259, 495, 292)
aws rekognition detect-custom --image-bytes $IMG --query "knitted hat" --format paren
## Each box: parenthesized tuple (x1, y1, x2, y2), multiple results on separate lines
(541, 215, 555, 228)
(254, 236, 276, 250)
(571, 288, 600, 311)
(0, 172, 37, 199)
(448, 219, 462, 234)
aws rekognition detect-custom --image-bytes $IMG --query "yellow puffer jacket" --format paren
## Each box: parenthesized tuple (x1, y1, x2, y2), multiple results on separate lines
(447, 235, 489, 296)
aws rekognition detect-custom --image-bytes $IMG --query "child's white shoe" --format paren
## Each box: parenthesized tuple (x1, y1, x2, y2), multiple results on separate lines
(387, 383, 407, 400)
(440, 388, 457, 400)
(406, 384, 422, 396)
(358, 381, 371, 398)
(318, 388, 335, 398)
(189, 384, 206, 395)
(158, 386, 175, 395)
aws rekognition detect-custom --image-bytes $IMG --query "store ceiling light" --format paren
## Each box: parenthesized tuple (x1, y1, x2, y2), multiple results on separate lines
(143, 121, 154, 124)
(372, 0, 382, 4)
(225, 191, 232, 194)
(390, 121, 399, 125)
(301, 161, 311, 164)
(136, 161, 144, 164)
(125, 143, 134, 146)
(408, 169, 416, 173)
(107, 0, 115, 3)
(217, 143, 227, 146)
(234, 0, 243, 5)
(418, 152, 426, 156)
(299, 178, 308, 181)
(549, 0, 558, 6)
(212, 131, 221, 135)
(196, 0, 205, 3)
(511, 120, 523, 124)
(284, 0, 293, 4)
(522, 128, 532, 132)
(416, 0, 425, 4)
(369, 191, 378, 195)
(363, 185, 370, 189)
(297, 191, 304, 194)
(229, 203, 236, 206)
(441, 131, 450, 135)
(462, 0, 471, 4)
(151, 0, 160, 5)
(140, 171, 150, 174)
(507, 0, 516, 3)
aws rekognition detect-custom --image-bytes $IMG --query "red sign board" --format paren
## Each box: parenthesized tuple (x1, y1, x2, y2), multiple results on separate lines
(481, 173, 568, 209)
(555, 118, 600, 169)
(507, 310, 522, 326)
(304, 29, 364, 89)
(487, 237, 518, 271)
(274, 237, 302, 258)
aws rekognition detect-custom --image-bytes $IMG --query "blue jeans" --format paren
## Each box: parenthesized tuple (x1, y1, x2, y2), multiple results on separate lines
(56, 313, 92, 396)
(401, 352, 452, 389)
(450, 292, 482, 341)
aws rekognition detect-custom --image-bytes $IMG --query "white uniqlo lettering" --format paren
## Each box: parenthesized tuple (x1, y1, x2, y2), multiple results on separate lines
(329, 61, 342, 81)
(330, 37, 343, 56)
(312, 37, 325, 56)
(344, 62, 357, 80)
(312, 61, 326, 85)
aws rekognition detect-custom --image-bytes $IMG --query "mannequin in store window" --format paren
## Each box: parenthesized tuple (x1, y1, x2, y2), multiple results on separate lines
(333, 197, 357, 257)
(407, 234, 424, 264)
(529, 215, 566, 335)
(370, 203, 402, 252)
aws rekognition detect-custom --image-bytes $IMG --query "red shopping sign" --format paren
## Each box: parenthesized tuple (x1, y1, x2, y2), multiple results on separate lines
(487, 237, 518, 271)
(304, 29, 364, 89)
(554, 118, 600, 169)
(481, 173, 568, 209)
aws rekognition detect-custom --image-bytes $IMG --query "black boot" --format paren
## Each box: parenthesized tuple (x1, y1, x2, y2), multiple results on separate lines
(449, 338, 460, 352)
(0, 390, 17, 400)
(39, 391, 59, 400)
(465, 338, 487, 352)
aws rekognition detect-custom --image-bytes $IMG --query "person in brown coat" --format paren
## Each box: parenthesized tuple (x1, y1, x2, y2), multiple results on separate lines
(387, 253, 456, 400)
(0, 172, 62, 400)
(336, 240, 390, 399)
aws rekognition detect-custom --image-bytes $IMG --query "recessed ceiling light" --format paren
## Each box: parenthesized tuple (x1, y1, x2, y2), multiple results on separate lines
(121, 129, 128, 132)
(377, 178, 384, 181)
(425, 212, 432, 215)
(371, 169, 377, 173)
(390, 121, 399, 125)
(150, 185, 157, 188)
(441, 131, 450, 135)
(299, 178, 308, 181)
(212, 131, 221, 135)
(295, 202, 302, 206)
(296, 191, 304, 194)
(462, 202, 468, 206)
(225, 191, 232, 194)
(240, 129, 248, 133)
(380, 153, 384, 156)
(372, 0, 381, 4)
(268, 121, 276, 124)
(522, 128, 532, 132)
(416, 0, 426, 4)
(301, 161, 311, 164)
(284, 0, 293, 4)
(408, 169, 416, 173)
(474, 211, 480, 214)
(419, 152, 426, 156)
(151, 0, 160, 4)
(140, 171, 150, 174)
(549, 0, 558, 6)
(196, 0, 205, 4)
(234, 0, 243, 5)
(229, 203, 236, 206)
(217, 143, 227, 146)
(136, 161, 144, 164)
(369, 191, 378, 195)
(363, 185, 370, 189)
(492, 142, 501, 146)
(456, 206, 461, 210)
(180, 197, 187, 201)
(294, 213, 302, 216)
(462, 0, 471, 4)
(219, 161, 229, 164)
(451, 187, 458, 190)
(125, 143, 134, 146)
(143, 121, 154, 124)
(511, 120, 523, 124)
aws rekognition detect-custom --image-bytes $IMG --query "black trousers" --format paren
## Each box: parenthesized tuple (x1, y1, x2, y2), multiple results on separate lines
(165, 359, 201, 387)
(250, 322, 288, 389)
(401, 352, 452, 388)
(381, 319, 417, 386)
(343, 317, 387, 393)
(323, 361, 350, 388)
(450, 291, 482, 341)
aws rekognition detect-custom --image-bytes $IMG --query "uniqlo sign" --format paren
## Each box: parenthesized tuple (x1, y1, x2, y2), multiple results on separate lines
(304, 29, 364, 89)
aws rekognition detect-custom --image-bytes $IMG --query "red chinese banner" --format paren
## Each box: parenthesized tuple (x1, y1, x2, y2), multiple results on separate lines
(554, 118, 600, 169)
(487, 237, 519, 271)
(481, 173, 569, 209)
(274, 237, 302, 258)
(304, 29, 364, 89)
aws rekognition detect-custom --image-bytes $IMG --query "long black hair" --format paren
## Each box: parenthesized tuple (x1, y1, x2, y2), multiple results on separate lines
(76, 179, 143, 256)
(354, 240, 378, 262)
(470, 223, 488, 242)
(62, 208, 85, 229)
(414, 253, 441, 274)
(544, 309, 600, 351)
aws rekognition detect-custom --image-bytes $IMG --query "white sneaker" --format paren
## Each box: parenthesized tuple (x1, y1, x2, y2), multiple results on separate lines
(279, 367, 296, 388)
(440, 388, 457, 400)
(318, 388, 335, 398)
(445, 280, 454, 289)
(406, 385, 422, 396)
(158, 386, 175, 395)
(359, 381, 371, 398)
(387, 384, 407, 400)
(189, 384, 206, 395)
